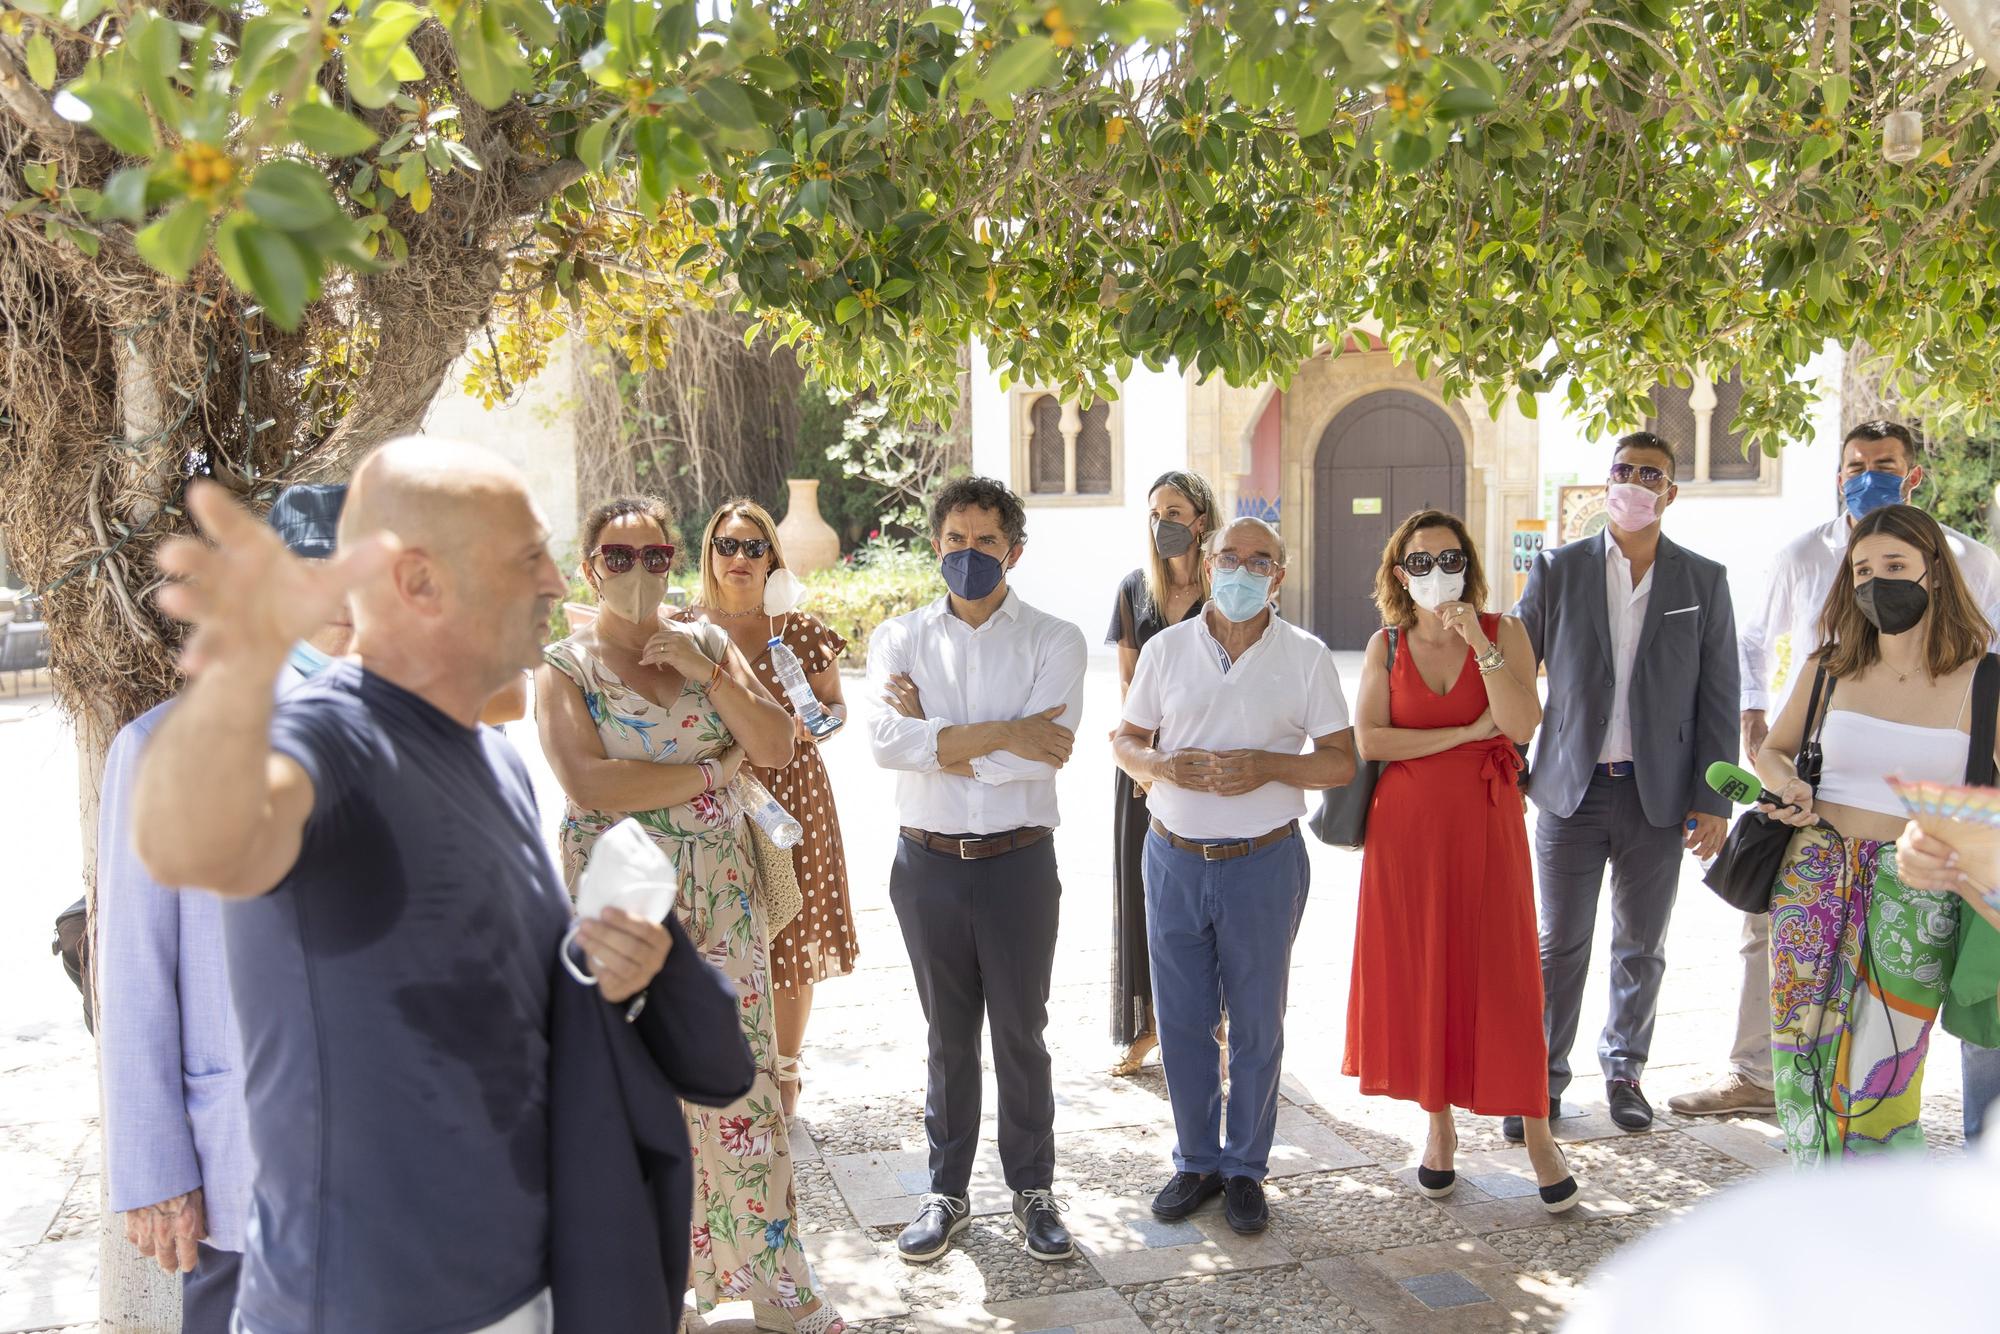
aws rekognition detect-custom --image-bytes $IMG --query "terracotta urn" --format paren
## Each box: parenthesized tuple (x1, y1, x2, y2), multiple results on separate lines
(776, 477, 840, 573)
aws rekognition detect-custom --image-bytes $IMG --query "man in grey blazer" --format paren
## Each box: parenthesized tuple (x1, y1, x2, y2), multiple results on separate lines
(1512, 432, 1739, 1136)
(98, 484, 349, 1332)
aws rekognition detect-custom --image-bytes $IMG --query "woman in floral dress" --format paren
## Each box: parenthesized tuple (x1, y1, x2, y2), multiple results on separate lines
(537, 496, 847, 1334)
(685, 498, 859, 1118)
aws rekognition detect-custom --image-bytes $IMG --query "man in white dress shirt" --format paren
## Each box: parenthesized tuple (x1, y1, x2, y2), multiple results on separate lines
(867, 476, 1088, 1266)
(1673, 419, 2000, 1129)
(1112, 517, 1356, 1235)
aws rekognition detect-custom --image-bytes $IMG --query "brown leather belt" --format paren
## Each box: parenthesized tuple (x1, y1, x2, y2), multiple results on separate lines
(900, 825, 1053, 860)
(1149, 818, 1297, 862)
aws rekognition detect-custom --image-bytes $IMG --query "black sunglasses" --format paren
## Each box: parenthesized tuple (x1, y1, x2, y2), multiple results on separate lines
(712, 536, 773, 559)
(593, 543, 674, 575)
(1400, 549, 1467, 577)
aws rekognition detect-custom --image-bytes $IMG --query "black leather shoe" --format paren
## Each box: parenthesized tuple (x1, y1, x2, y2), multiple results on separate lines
(1151, 1170, 1223, 1220)
(1503, 1096, 1562, 1143)
(1223, 1175, 1268, 1234)
(896, 1193, 970, 1264)
(1607, 1079, 1653, 1131)
(1013, 1189, 1076, 1261)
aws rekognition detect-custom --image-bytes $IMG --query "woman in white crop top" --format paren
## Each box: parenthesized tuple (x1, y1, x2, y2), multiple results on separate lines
(1752, 504, 1997, 1165)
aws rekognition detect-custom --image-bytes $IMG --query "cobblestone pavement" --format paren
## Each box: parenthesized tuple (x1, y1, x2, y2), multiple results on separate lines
(0, 661, 1977, 1332)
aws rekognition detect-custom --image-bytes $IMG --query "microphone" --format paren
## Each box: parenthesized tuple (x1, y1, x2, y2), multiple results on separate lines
(1705, 760, 1789, 809)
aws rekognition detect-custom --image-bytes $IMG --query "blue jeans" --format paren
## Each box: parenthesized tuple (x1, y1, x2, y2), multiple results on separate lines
(1144, 827, 1309, 1181)
(1966, 1042, 2000, 1140)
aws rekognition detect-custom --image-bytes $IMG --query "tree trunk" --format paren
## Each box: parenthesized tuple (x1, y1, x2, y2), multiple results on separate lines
(93, 343, 184, 1331)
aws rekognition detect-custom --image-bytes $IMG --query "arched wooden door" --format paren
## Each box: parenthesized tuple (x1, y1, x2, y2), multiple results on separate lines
(1312, 391, 1466, 648)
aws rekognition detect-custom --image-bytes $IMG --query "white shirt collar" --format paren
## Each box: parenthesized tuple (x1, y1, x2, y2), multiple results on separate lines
(1815, 513, 1851, 555)
(929, 586, 1021, 626)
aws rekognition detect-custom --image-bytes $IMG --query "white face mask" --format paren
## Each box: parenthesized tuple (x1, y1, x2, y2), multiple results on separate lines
(561, 818, 680, 988)
(763, 566, 804, 616)
(1406, 568, 1466, 611)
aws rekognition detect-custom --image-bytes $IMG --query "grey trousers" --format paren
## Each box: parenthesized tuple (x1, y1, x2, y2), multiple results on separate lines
(1731, 911, 1776, 1090)
(1535, 773, 1685, 1097)
(890, 832, 1061, 1197)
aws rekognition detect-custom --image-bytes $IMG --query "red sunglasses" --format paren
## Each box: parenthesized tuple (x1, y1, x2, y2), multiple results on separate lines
(593, 543, 675, 575)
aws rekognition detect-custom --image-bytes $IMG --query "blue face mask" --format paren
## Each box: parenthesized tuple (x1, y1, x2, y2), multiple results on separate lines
(940, 547, 1007, 601)
(288, 640, 333, 677)
(1843, 469, 1907, 520)
(1210, 566, 1275, 622)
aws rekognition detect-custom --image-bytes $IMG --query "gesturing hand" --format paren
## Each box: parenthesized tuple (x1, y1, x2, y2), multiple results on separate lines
(578, 906, 672, 1004)
(1005, 705, 1075, 767)
(155, 480, 395, 676)
(123, 1187, 207, 1274)
(884, 672, 925, 719)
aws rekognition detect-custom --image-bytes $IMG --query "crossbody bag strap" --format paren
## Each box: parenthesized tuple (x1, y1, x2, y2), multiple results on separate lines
(1794, 663, 1831, 789)
(1966, 653, 2000, 787)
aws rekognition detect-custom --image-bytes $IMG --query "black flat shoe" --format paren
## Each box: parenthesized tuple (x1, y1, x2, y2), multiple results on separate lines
(1538, 1146, 1580, 1214)
(1151, 1170, 1223, 1220)
(1013, 1189, 1076, 1262)
(1223, 1175, 1268, 1234)
(1503, 1096, 1562, 1143)
(1607, 1079, 1653, 1131)
(1415, 1165, 1456, 1199)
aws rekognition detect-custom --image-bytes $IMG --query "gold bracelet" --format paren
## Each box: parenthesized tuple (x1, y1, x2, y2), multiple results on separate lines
(707, 659, 725, 693)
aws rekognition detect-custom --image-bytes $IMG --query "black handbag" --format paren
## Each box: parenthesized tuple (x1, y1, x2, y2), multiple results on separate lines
(1702, 665, 1830, 914)
(1309, 628, 1397, 851)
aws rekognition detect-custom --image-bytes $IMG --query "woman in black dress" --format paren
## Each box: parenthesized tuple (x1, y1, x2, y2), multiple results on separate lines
(1107, 470, 1216, 1075)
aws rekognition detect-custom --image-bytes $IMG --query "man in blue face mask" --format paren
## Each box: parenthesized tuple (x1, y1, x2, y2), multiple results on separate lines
(866, 476, 1088, 1266)
(97, 482, 351, 1332)
(1112, 518, 1358, 1235)
(1676, 418, 2000, 1128)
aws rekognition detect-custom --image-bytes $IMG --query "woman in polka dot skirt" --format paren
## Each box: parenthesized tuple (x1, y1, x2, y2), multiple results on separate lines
(685, 498, 859, 1117)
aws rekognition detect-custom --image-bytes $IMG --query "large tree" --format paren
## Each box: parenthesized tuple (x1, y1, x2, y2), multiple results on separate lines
(7, 0, 2000, 1320)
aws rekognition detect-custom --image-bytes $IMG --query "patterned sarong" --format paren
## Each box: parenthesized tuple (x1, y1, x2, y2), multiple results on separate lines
(1769, 830, 1960, 1166)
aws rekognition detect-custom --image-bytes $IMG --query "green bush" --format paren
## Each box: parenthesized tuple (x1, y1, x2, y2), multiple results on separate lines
(798, 538, 941, 668)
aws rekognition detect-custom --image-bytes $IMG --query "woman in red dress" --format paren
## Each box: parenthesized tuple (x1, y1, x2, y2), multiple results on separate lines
(1343, 510, 1578, 1212)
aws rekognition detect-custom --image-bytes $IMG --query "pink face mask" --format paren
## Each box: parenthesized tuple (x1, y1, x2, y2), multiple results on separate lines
(1604, 482, 1662, 533)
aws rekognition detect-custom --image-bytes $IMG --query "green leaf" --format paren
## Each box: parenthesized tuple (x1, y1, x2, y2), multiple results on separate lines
(452, 1, 530, 110)
(245, 160, 342, 231)
(877, 277, 914, 299)
(98, 165, 153, 221)
(288, 102, 381, 157)
(1292, 76, 1334, 136)
(65, 77, 157, 156)
(835, 295, 862, 323)
(980, 36, 1056, 101)
(1823, 73, 1852, 118)
(914, 4, 963, 32)
(1798, 134, 1836, 172)
(135, 199, 210, 280)
(744, 54, 799, 90)
(25, 34, 57, 91)
(1433, 86, 1497, 119)
(214, 213, 312, 329)
(577, 113, 618, 172)
(1101, 0, 1184, 45)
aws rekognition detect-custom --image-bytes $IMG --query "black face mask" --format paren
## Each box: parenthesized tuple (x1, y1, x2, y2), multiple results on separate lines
(1854, 576, 1929, 636)
(1152, 519, 1197, 558)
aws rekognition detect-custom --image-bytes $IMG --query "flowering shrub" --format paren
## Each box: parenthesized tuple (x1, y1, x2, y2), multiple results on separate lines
(800, 538, 941, 669)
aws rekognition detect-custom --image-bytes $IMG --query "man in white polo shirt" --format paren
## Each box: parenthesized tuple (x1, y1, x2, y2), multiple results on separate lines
(1112, 516, 1356, 1235)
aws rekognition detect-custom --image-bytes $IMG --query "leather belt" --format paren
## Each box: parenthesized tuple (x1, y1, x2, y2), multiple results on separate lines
(900, 825, 1053, 860)
(1594, 761, 1635, 779)
(1149, 818, 1297, 862)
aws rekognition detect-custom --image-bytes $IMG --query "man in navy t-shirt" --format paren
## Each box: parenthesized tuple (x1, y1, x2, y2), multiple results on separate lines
(133, 440, 673, 1333)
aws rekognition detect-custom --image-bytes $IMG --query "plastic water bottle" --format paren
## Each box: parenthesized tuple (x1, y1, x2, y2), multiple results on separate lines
(732, 775, 803, 848)
(768, 636, 842, 739)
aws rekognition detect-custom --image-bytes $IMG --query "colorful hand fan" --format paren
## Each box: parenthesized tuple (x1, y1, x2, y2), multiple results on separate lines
(1888, 776, 2000, 893)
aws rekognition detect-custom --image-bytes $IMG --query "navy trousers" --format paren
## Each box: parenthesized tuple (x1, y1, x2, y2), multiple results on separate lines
(1144, 828, 1309, 1181)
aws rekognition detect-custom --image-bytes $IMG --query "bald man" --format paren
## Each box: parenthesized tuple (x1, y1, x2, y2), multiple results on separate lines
(133, 441, 673, 1334)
